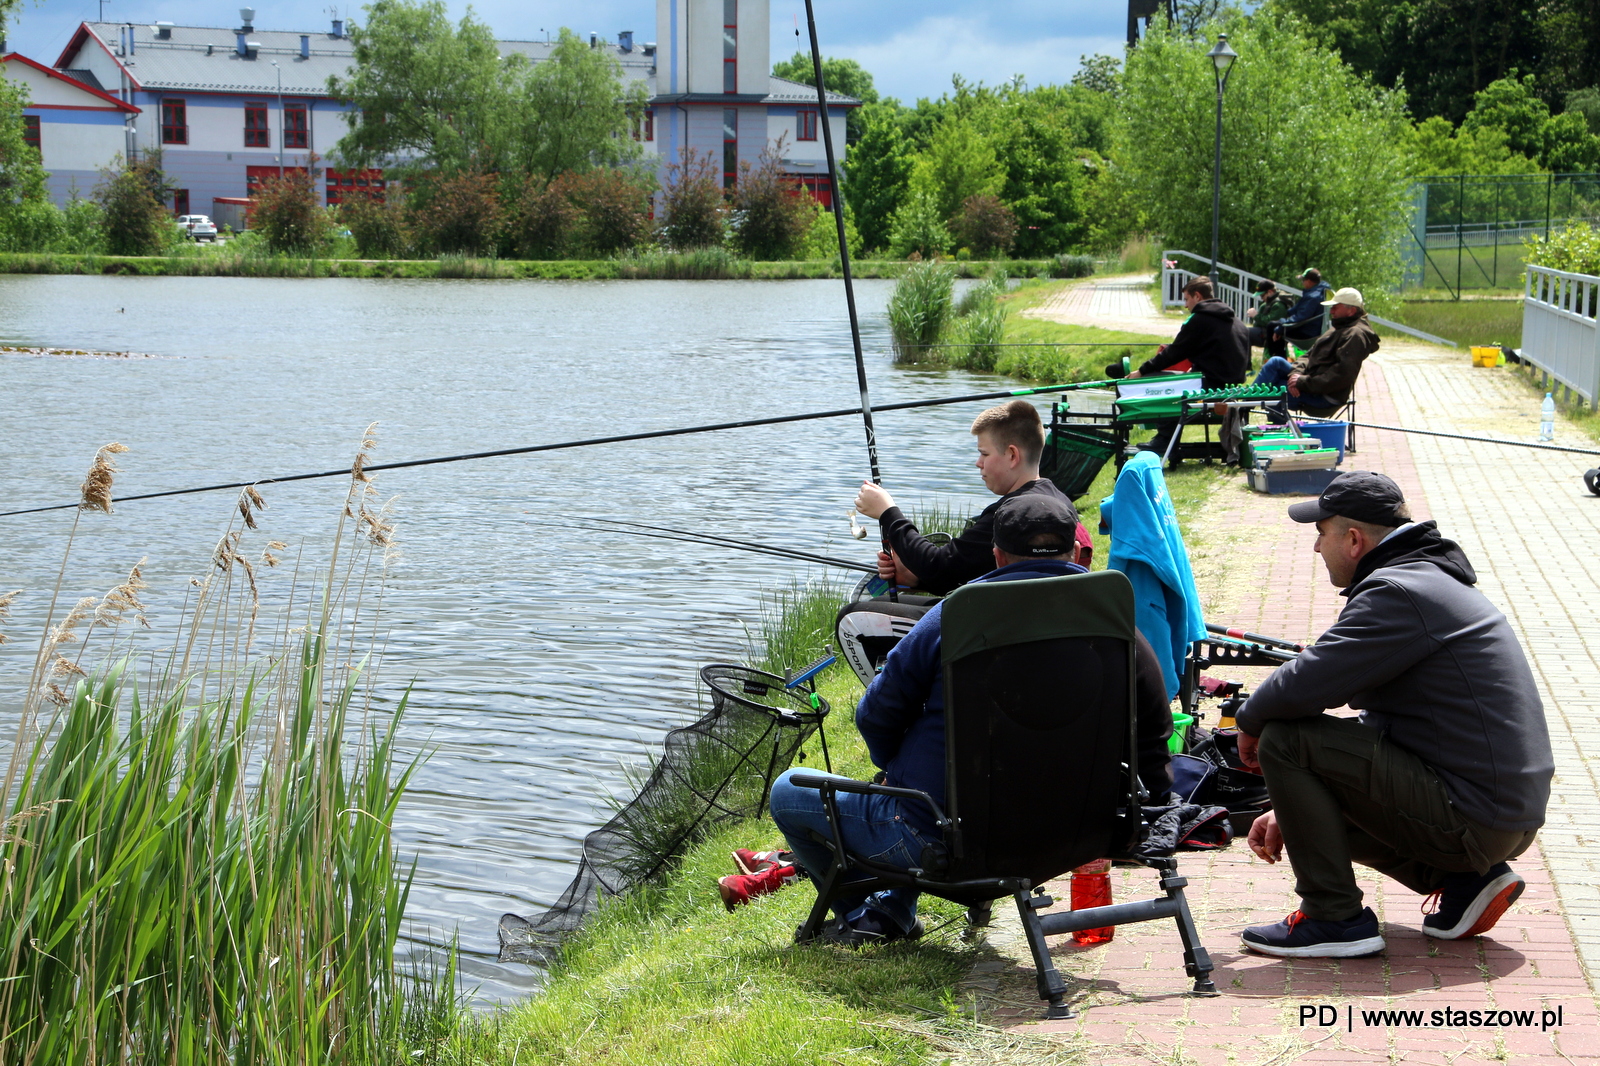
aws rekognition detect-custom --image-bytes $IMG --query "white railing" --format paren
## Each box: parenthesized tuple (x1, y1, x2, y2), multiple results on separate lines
(1524, 264, 1600, 410)
(1161, 249, 1457, 348)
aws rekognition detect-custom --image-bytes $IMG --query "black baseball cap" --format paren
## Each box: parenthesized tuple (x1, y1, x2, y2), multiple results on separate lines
(1286, 471, 1408, 526)
(993, 494, 1081, 556)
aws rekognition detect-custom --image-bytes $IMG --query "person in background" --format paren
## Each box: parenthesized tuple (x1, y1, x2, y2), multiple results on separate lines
(1126, 276, 1249, 456)
(1254, 287, 1379, 415)
(1273, 269, 1332, 353)
(1246, 280, 1296, 360)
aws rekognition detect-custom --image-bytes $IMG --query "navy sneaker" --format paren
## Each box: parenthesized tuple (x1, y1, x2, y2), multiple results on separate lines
(1422, 863, 1524, 940)
(813, 910, 924, 948)
(1241, 907, 1385, 958)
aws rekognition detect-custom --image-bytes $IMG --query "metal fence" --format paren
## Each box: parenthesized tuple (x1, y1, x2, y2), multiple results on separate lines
(1404, 173, 1600, 296)
(1523, 264, 1600, 410)
(1161, 250, 1455, 348)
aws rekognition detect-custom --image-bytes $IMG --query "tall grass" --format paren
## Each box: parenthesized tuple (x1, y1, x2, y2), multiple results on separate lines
(748, 577, 845, 677)
(0, 433, 450, 1065)
(887, 260, 956, 361)
(616, 247, 757, 279)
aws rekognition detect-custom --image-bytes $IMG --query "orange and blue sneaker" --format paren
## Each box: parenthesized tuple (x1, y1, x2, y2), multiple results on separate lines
(1422, 863, 1524, 940)
(1241, 906, 1385, 958)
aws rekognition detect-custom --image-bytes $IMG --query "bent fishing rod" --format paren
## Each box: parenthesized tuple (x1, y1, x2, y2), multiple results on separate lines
(548, 515, 876, 574)
(0, 379, 1119, 519)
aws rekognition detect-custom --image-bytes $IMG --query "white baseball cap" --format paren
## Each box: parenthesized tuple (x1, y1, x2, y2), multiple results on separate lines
(1321, 287, 1364, 308)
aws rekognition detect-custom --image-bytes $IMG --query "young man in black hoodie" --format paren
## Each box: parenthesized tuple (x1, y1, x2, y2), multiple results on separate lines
(1127, 276, 1250, 456)
(1233, 472, 1553, 958)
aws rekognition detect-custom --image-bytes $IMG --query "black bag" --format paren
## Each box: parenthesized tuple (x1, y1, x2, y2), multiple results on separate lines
(1174, 729, 1271, 836)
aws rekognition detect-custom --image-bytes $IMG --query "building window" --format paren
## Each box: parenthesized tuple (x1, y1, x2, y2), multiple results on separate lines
(161, 99, 187, 144)
(244, 104, 269, 147)
(796, 109, 817, 141)
(644, 108, 654, 142)
(173, 189, 190, 216)
(21, 114, 40, 151)
(283, 104, 308, 149)
(723, 108, 738, 188)
(723, 0, 737, 94)
(325, 168, 386, 206)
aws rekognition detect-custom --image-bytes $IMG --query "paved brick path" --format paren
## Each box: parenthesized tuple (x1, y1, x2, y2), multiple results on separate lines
(971, 281, 1600, 1064)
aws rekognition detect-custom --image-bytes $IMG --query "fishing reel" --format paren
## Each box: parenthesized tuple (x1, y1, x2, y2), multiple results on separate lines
(1586, 469, 1600, 497)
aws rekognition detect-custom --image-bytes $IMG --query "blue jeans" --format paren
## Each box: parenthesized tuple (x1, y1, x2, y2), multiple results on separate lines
(769, 767, 929, 934)
(1255, 356, 1339, 411)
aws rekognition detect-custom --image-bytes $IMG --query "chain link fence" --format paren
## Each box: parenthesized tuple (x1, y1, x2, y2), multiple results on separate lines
(1403, 173, 1600, 296)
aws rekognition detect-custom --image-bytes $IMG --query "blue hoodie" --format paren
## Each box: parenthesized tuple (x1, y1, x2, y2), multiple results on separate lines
(854, 558, 1087, 836)
(1279, 280, 1331, 337)
(1099, 452, 1206, 699)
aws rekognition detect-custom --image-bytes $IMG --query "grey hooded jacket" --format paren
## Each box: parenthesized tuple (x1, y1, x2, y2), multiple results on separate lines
(1237, 521, 1552, 832)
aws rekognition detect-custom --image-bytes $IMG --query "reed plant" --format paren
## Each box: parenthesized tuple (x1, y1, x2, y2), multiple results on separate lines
(887, 260, 956, 361)
(0, 432, 449, 1065)
(615, 247, 756, 280)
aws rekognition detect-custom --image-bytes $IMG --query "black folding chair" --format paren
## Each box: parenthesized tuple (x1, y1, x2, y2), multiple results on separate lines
(790, 570, 1216, 1019)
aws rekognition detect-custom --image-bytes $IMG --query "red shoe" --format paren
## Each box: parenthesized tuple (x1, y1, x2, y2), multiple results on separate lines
(718, 863, 799, 911)
(732, 849, 792, 875)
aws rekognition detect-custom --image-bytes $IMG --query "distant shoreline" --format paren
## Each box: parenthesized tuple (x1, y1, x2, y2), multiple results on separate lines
(0, 252, 1054, 282)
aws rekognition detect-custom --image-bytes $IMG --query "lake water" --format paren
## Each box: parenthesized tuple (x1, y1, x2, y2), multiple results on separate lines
(0, 274, 1011, 1002)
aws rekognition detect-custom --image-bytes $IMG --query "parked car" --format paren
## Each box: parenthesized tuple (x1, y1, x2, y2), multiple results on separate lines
(176, 214, 218, 242)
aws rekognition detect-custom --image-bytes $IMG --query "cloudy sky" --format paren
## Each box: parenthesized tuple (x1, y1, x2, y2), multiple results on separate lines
(5, 0, 1128, 101)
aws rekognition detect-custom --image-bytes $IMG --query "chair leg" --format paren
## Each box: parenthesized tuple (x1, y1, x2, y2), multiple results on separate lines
(965, 899, 993, 929)
(1155, 862, 1218, 996)
(796, 863, 844, 943)
(1015, 889, 1075, 1020)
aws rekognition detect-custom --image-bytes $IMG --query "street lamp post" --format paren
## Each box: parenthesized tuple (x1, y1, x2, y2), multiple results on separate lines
(1206, 34, 1237, 287)
(272, 59, 283, 177)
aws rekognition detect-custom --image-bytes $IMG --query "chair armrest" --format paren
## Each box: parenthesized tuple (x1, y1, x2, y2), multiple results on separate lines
(787, 774, 951, 828)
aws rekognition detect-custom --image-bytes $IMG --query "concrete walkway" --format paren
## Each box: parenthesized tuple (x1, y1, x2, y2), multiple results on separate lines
(972, 277, 1600, 1064)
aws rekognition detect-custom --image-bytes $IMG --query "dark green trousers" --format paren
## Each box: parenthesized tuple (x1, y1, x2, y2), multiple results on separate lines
(1258, 715, 1537, 921)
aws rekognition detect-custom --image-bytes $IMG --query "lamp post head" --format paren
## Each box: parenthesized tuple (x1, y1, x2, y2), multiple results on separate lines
(1207, 35, 1237, 80)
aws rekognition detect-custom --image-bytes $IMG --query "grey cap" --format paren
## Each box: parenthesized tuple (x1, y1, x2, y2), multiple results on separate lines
(1286, 470, 1407, 526)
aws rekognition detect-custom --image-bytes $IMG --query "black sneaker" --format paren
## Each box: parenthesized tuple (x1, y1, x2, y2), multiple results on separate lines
(1240, 907, 1385, 958)
(1422, 863, 1524, 940)
(813, 911, 925, 948)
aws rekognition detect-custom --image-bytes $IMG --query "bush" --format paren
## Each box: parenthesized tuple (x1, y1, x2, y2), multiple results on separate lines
(731, 146, 815, 260)
(886, 260, 955, 360)
(94, 154, 174, 256)
(340, 189, 408, 258)
(406, 171, 504, 256)
(509, 173, 581, 259)
(1525, 222, 1600, 277)
(252, 170, 331, 254)
(657, 149, 726, 251)
(887, 190, 951, 260)
(0, 198, 105, 254)
(565, 168, 653, 256)
(1050, 253, 1097, 278)
(797, 201, 864, 261)
(955, 301, 1007, 371)
(950, 193, 1018, 258)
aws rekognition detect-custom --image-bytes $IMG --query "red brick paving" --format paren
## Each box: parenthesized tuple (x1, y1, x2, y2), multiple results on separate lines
(991, 359, 1600, 1063)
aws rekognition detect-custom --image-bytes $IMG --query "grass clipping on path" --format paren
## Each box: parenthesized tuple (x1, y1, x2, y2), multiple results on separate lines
(0, 432, 441, 1066)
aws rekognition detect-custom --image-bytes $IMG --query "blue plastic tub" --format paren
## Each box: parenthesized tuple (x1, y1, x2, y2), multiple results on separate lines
(1295, 420, 1348, 463)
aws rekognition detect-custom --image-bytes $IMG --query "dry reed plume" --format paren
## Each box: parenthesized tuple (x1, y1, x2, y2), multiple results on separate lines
(0, 590, 17, 644)
(77, 442, 128, 512)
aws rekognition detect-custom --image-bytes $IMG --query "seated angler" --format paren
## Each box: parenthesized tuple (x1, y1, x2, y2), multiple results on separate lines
(1125, 276, 1250, 457)
(1235, 472, 1552, 957)
(1254, 286, 1379, 418)
(853, 399, 1090, 596)
(768, 495, 1173, 945)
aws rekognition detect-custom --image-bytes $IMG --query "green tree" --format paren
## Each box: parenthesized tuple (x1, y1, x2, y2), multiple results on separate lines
(253, 170, 332, 254)
(731, 145, 814, 259)
(907, 118, 1004, 225)
(0, 76, 53, 249)
(1120, 14, 1411, 306)
(1568, 88, 1600, 136)
(985, 97, 1087, 256)
(1541, 112, 1600, 173)
(94, 153, 174, 256)
(1402, 116, 1541, 176)
(887, 190, 951, 259)
(1072, 54, 1122, 95)
(1460, 74, 1550, 159)
(845, 102, 915, 251)
(770, 53, 878, 141)
(514, 28, 645, 181)
(327, 0, 510, 173)
(657, 148, 726, 250)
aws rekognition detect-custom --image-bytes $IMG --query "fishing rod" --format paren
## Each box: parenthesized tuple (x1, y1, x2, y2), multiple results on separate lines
(0, 380, 1120, 519)
(549, 515, 876, 574)
(1204, 622, 1304, 652)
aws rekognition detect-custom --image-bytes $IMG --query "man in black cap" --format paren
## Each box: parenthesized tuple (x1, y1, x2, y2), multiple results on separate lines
(769, 494, 1173, 945)
(1233, 472, 1552, 958)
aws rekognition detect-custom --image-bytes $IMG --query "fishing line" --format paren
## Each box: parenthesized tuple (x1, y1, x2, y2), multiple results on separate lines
(0, 381, 1118, 519)
(552, 518, 876, 574)
(1296, 416, 1600, 457)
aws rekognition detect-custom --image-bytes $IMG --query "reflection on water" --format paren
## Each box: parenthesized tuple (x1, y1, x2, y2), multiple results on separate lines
(0, 275, 1013, 1002)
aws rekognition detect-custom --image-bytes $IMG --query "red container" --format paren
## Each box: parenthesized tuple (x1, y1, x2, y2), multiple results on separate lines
(1070, 858, 1114, 944)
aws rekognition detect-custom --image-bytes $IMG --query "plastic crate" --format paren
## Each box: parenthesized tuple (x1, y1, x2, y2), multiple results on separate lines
(1248, 465, 1340, 495)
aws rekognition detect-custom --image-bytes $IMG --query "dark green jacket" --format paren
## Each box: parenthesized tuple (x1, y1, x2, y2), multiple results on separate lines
(1297, 312, 1380, 404)
(1253, 291, 1295, 326)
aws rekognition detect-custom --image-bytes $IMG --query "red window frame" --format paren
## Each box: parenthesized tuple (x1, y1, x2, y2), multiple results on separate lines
(796, 109, 817, 141)
(644, 108, 654, 142)
(161, 99, 187, 144)
(325, 168, 386, 206)
(172, 189, 190, 216)
(723, 107, 738, 188)
(283, 103, 308, 149)
(21, 114, 40, 151)
(244, 103, 269, 147)
(723, 0, 737, 94)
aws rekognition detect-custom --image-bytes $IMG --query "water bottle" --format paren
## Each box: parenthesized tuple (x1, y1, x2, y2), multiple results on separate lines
(1540, 393, 1555, 442)
(1069, 858, 1114, 944)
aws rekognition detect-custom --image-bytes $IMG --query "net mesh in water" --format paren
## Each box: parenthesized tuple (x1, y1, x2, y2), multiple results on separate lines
(497, 664, 829, 964)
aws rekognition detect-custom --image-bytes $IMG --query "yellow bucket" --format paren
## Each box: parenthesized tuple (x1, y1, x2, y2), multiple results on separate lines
(1471, 346, 1503, 367)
